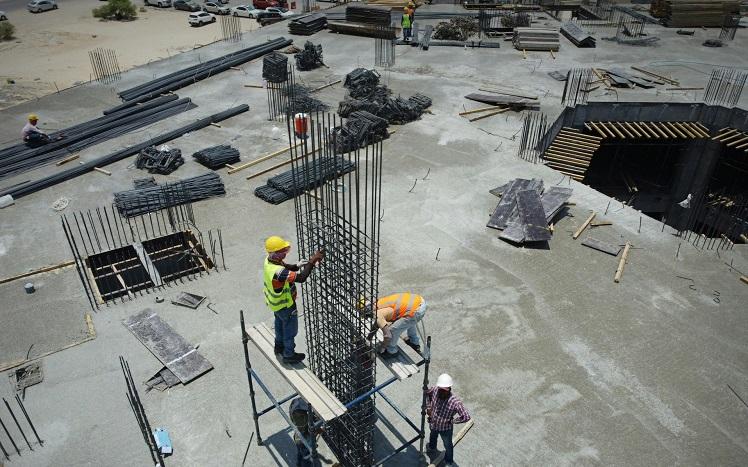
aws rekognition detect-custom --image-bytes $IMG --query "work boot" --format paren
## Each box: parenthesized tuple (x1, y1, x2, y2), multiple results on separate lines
(380, 349, 399, 360)
(403, 338, 421, 353)
(274, 344, 284, 354)
(283, 353, 306, 364)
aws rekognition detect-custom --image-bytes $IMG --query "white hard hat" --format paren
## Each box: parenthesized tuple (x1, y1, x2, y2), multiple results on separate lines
(436, 373, 453, 388)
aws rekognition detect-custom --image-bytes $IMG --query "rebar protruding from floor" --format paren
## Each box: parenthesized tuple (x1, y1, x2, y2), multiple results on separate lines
(517, 112, 548, 163)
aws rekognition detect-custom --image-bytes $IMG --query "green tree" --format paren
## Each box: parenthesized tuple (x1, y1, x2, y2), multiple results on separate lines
(92, 0, 138, 21)
(0, 22, 15, 41)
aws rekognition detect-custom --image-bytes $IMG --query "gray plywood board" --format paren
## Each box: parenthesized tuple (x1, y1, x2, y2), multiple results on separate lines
(541, 186, 573, 221)
(517, 189, 552, 242)
(123, 309, 213, 384)
(582, 237, 622, 256)
(489, 182, 510, 198)
(499, 221, 526, 243)
(487, 178, 543, 230)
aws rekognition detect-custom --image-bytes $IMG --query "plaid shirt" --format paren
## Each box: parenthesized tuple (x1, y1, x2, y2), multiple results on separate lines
(427, 387, 471, 431)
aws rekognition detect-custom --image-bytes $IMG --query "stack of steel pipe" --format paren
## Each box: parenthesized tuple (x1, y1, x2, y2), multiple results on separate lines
(114, 38, 292, 106)
(0, 96, 195, 180)
(0, 105, 249, 200)
(288, 13, 328, 35)
(114, 172, 225, 217)
(345, 4, 391, 25)
(192, 145, 241, 169)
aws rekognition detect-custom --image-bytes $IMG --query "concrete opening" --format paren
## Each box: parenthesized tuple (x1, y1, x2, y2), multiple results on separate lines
(86, 246, 154, 302)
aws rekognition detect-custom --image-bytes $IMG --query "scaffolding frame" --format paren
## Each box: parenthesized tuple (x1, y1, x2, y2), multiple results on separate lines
(241, 311, 432, 466)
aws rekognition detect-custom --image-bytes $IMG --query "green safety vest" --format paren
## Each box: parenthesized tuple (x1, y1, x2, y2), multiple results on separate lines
(402, 14, 411, 28)
(263, 258, 294, 312)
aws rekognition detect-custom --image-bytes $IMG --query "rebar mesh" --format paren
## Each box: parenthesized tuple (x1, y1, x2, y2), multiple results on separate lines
(288, 112, 383, 467)
(89, 48, 122, 84)
(704, 67, 747, 107)
(517, 112, 548, 163)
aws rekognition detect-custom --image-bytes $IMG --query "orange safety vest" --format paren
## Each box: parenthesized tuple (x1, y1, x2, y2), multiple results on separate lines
(377, 293, 423, 320)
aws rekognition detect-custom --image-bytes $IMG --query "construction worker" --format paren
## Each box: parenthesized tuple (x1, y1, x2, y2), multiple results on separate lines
(263, 236, 324, 364)
(22, 114, 53, 147)
(401, 7, 412, 42)
(289, 397, 319, 467)
(407, 1, 415, 22)
(373, 292, 426, 358)
(425, 374, 471, 467)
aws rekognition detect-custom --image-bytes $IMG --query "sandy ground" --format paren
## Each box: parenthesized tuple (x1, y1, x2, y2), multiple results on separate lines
(0, 0, 264, 109)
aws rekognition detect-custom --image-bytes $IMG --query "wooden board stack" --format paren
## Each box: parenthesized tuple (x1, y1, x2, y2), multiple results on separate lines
(513, 27, 560, 51)
(660, 0, 740, 27)
(543, 127, 602, 181)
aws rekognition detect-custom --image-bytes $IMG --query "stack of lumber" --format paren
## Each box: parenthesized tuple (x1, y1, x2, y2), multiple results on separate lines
(486, 178, 573, 245)
(560, 22, 596, 48)
(366, 0, 422, 9)
(513, 27, 560, 51)
(586, 121, 710, 139)
(661, 0, 740, 27)
(542, 127, 602, 181)
(288, 13, 328, 35)
(346, 4, 391, 25)
(711, 128, 748, 151)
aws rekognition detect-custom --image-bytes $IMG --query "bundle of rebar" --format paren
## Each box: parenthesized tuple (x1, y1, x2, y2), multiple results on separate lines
(332, 111, 389, 153)
(433, 17, 479, 41)
(327, 21, 397, 39)
(703, 67, 747, 107)
(338, 98, 383, 118)
(135, 146, 184, 175)
(263, 52, 290, 83)
(284, 84, 329, 114)
(562, 68, 594, 106)
(1, 105, 249, 200)
(338, 68, 430, 124)
(114, 173, 225, 217)
(116, 38, 292, 105)
(0, 96, 195, 181)
(344, 68, 381, 91)
(294, 41, 325, 71)
(345, 4, 391, 25)
(288, 13, 328, 35)
(254, 156, 356, 204)
(192, 145, 241, 169)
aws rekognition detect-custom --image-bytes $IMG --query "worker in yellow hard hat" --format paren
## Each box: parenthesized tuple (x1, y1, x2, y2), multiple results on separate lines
(22, 113, 50, 147)
(401, 6, 412, 42)
(263, 235, 324, 364)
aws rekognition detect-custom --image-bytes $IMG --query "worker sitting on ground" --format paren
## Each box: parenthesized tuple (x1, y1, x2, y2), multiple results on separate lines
(263, 235, 324, 364)
(22, 114, 59, 147)
(426, 374, 471, 467)
(372, 292, 427, 358)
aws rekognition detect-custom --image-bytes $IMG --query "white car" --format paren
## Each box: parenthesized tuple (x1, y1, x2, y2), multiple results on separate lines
(188, 11, 216, 25)
(265, 7, 294, 17)
(27, 0, 57, 13)
(203, 1, 230, 14)
(231, 5, 262, 17)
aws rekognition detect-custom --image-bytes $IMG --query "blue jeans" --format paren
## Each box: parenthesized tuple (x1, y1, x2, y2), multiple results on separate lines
(428, 427, 454, 463)
(386, 300, 426, 353)
(274, 307, 298, 358)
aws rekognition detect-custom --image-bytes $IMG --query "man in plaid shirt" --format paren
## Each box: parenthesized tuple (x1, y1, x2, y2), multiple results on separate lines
(426, 373, 471, 466)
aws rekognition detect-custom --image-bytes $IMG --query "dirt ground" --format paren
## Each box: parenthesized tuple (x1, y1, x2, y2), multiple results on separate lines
(0, 0, 263, 109)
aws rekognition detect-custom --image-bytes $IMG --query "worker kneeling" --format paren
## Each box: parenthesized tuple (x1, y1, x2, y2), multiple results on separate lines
(374, 292, 427, 358)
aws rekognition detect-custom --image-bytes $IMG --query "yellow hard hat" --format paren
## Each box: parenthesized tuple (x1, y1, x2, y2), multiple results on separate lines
(265, 235, 291, 253)
(28, 113, 38, 121)
(403, 6, 408, 10)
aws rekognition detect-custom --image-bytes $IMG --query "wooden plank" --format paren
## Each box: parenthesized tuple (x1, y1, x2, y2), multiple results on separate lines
(123, 309, 213, 384)
(247, 323, 347, 422)
(712, 128, 736, 141)
(665, 122, 687, 139)
(623, 122, 642, 138)
(246, 148, 322, 181)
(458, 105, 500, 116)
(614, 242, 631, 283)
(0, 259, 75, 285)
(605, 122, 625, 138)
(726, 135, 748, 147)
(487, 179, 543, 230)
(546, 162, 587, 174)
(553, 136, 600, 148)
(228, 143, 302, 175)
(558, 130, 602, 142)
(588, 121, 611, 138)
(93, 167, 111, 176)
(572, 212, 596, 239)
(110, 264, 134, 298)
(544, 154, 591, 166)
(630, 121, 652, 138)
(56, 154, 79, 166)
(616, 122, 635, 139)
(630, 66, 678, 85)
(428, 420, 475, 467)
(468, 108, 509, 122)
(582, 237, 622, 256)
(644, 121, 669, 139)
(720, 132, 744, 143)
(368, 328, 420, 380)
(674, 122, 696, 138)
(692, 121, 711, 136)
(310, 79, 342, 93)
(740, 276, 748, 285)
(545, 147, 594, 159)
(658, 122, 678, 139)
(84, 263, 105, 305)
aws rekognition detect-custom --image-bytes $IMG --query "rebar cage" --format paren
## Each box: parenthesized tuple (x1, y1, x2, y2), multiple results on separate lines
(287, 111, 383, 467)
(61, 196, 225, 311)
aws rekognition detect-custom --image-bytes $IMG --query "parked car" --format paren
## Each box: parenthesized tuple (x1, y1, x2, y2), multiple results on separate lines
(144, 0, 172, 7)
(207, 0, 229, 4)
(0, 11, 7, 20)
(174, 0, 200, 10)
(27, 0, 57, 13)
(188, 11, 216, 26)
(231, 5, 262, 17)
(203, 1, 230, 14)
(256, 10, 280, 22)
(252, 0, 278, 9)
(265, 6, 293, 17)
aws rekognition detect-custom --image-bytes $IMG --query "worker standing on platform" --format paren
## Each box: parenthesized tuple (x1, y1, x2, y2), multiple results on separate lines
(401, 7, 412, 42)
(426, 374, 471, 467)
(372, 292, 427, 358)
(263, 236, 324, 364)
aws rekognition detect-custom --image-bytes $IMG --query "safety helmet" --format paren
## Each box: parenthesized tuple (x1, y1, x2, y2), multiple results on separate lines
(265, 235, 290, 253)
(28, 114, 38, 121)
(403, 6, 409, 10)
(436, 373, 453, 388)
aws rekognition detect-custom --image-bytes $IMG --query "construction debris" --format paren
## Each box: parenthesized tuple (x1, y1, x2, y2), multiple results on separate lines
(513, 27, 560, 51)
(433, 17, 479, 41)
(172, 292, 206, 309)
(294, 41, 325, 71)
(487, 178, 572, 245)
(254, 156, 356, 204)
(135, 145, 184, 175)
(288, 13, 327, 36)
(192, 145, 241, 170)
(582, 237, 622, 256)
